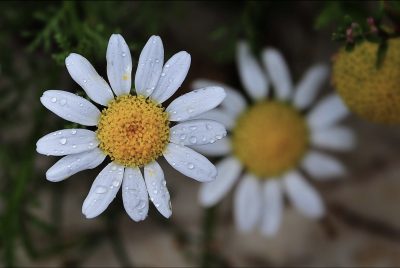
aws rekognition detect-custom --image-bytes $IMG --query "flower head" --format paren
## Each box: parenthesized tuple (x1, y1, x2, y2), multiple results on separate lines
(333, 38, 400, 124)
(37, 34, 226, 220)
(194, 42, 354, 236)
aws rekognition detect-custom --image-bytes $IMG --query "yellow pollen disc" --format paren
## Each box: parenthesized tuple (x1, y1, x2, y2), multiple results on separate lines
(96, 95, 170, 167)
(332, 38, 400, 124)
(232, 101, 308, 178)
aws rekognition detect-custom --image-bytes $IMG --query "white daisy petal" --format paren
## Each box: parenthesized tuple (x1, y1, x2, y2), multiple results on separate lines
(134, 35, 164, 97)
(262, 48, 292, 101)
(122, 167, 149, 222)
(144, 161, 171, 218)
(199, 157, 242, 207)
(150, 51, 191, 103)
(302, 151, 347, 180)
(169, 119, 227, 146)
(307, 95, 349, 129)
(163, 143, 217, 182)
(190, 138, 231, 157)
(166, 86, 226, 121)
(260, 180, 283, 237)
(40, 90, 100, 126)
(82, 162, 124, 219)
(234, 174, 262, 232)
(192, 79, 247, 118)
(65, 53, 114, 106)
(106, 34, 132, 96)
(237, 42, 268, 100)
(46, 148, 106, 182)
(284, 171, 325, 218)
(293, 64, 329, 110)
(311, 126, 356, 151)
(36, 129, 98, 156)
(192, 109, 235, 130)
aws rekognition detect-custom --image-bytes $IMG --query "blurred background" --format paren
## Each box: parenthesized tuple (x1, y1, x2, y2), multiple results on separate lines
(1, 1, 400, 267)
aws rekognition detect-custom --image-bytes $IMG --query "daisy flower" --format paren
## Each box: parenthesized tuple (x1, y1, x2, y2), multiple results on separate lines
(194, 42, 355, 236)
(36, 34, 226, 221)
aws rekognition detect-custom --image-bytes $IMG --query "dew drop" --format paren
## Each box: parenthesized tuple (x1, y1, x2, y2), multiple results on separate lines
(83, 79, 87, 83)
(187, 163, 195, 169)
(59, 99, 67, 106)
(187, 108, 194, 113)
(161, 72, 166, 77)
(112, 180, 121, 187)
(51, 97, 57, 103)
(72, 145, 76, 149)
(79, 103, 83, 107)
(155, 203, 160, 208)
(122, 52, 126, 57)
(189, 126, 197, 131)
(71, 130, 77, 135)
(180, 134, 186, 140)
(136, 200, 146, 209)
(111, 165, 117, 171)
(153, 189, 158, 194)
(59, 138, 67, 145)
(215, 135, 222, 140)
(189, 136, 197, 144)
(206, 123, 213, 130)
(95, 186, 107, 194)
(210, 139, 215, 144)
(165, 64, 170, 68)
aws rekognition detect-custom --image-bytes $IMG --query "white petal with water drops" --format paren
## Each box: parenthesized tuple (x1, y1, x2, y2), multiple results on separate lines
(40, 90, 101, 126)
(192, 109, 236, 130)
(134, 35, 164, 97)
(151, 51, 191, 103)
(284, 171, 325, 218)
(144, 161, 171, 218)
(82, 163, 124, 218)
(302, 151, 346, 180)
(167, 86, 226, 121)
(307, 95, 349, 129)
(199, 157, 242, 207)
(46, 148, 106, 182)
(192, 79, 247, 118)
(293, 64, 329, 110)
(262, 48, 293, 101)
(122, 168, 149, 222)
(234, 174, 262, 232)
(163, 143, 217, 182)
(311, 126, 355, 151)
(65, 53, 114, 106)
(190, 138, 231, 157)
(36, 129, 98, 156)
(170, 119, 227, 146)
(237, 41, 269, 100)
(106, 34, 132, 96)
(260, 180, 283, 237)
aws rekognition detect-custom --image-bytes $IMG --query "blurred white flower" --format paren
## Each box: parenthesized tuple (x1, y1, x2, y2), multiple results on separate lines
(194, 42, 355, 236)
(37, 34, 226, 221)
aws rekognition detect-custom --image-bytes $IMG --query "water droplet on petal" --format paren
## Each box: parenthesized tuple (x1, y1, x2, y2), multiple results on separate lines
(187, 163, 195, 169)
(83, 79, 87, 83)
(215, 135, 222, 140)
(60, 99, 67, 106)
(111, 165, 117, 171)
(51, 97, 57, 103)
(95, 186, 107, 194)
(189, 136, 197, 144)
(165, 64, 170, 68)
(71, 130, 77, 135)
(72, 145, 76, 149)
(112, 180, 121, 187)
(161, 72, 166, 77)
(122, 52, 126, 57)
(153, 189, 158, 194)
(206, 124, 213, 130)
(187, 108, 194, 113)
(180, 134, 186, 140)
(59, 138, 67, 145)
(189, 126, 197, 131)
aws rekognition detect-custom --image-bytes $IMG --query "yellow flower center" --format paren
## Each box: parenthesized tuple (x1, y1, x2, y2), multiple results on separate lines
(333, 38, 400, 124)
(96, 95, 170, 167)
(232, 101, 308, 177)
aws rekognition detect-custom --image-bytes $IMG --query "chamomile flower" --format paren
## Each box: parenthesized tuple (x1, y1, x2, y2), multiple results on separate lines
(36, 34, 226, 221)
(194, 42, 354, 236)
